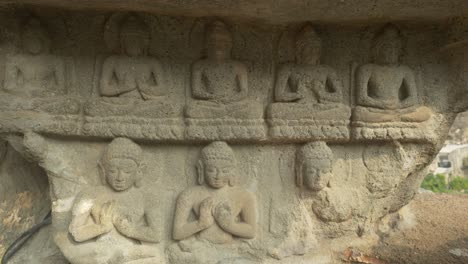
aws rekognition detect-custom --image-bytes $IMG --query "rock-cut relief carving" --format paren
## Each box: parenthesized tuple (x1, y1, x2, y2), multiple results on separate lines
(84, 14, 183, 139)
(169, 141, 257, 264)
(268, 24, 351, 140)
(296, 142, 362, 223)
(363, 143, 408, 198)
(56, 138, 162, 264)
(185, 20, 265, 140)
(352, 24, 435, 141)
(1, 16, 80, 115)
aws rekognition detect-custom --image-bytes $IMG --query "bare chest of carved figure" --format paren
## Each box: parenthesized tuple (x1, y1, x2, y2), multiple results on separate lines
(368, 65, 410, 103)
(200, 62, 242, 97)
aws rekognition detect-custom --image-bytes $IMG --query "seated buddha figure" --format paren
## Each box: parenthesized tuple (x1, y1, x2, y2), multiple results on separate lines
(61, 138, 161, 263)
(353, 24, 432, 123)
(185, 20, 263, 120)
(85, 15, 178, 118)
(267, 24, 350, 121)
(3, 17, 79, 114)
(169, 142, 257, 263)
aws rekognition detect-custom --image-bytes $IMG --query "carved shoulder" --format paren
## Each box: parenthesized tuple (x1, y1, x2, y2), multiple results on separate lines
(277, 63, 294, 74)
(233, 60, 248, 72)
(399, 64, 415, 76)
(176, 186, 202, 206)
(192, 60, 207, 72)
(357, 64, 375, 75)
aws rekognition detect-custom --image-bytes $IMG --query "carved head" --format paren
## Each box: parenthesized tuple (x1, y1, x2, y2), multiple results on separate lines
(197, 141, 237, 189)
(295, 24, 322, 65)
(204, 20, 233, 60)
(119, 15, 150, 56)
(372, 24, 403, 65)
(22, 17, 51, 55)
(99, 137, 144, 192)
(296, 142, 333, 191)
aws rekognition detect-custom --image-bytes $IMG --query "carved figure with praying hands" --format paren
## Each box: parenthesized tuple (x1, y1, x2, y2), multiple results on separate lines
(85, 14, 179, 119)
(173, 141, 257, 244)
(353, 24, 432, 123)
(65, 138, 162, 263)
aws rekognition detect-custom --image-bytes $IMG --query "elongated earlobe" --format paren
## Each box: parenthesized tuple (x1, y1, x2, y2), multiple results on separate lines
(134, 162, 146, 188)
(197, 160, 204, 185)
(295, 161, 303, 188)
(97, 161, 106, 185)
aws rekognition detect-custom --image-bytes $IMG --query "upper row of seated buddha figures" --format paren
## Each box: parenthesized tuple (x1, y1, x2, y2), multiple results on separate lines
(1, 14, 432, 125)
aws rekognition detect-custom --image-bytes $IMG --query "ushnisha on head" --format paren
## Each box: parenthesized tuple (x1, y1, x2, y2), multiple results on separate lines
(22, 17, 51, 55)
(197, 141, 237, 189)
(204, 20, 233, 60)
(119, 14, 150, 56)
(99, 137, 144, 192)
(295, 24, 322, 65)
(372, 24, 403, 65)
(296, 141, 333, 191)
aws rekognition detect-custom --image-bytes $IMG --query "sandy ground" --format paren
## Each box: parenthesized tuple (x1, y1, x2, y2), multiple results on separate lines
(373, 193, 468, 264)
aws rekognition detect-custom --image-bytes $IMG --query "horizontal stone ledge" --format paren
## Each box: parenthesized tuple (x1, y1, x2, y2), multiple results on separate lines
(0, 111, 452, 144)
(2, 0, 467, 23)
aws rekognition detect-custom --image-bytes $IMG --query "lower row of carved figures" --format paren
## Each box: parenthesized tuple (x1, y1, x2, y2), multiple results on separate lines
(55, 138, 405, 263)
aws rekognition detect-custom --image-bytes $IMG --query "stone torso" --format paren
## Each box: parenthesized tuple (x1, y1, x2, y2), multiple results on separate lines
(189, 185, 249, 244)
(286, 64, 337, 103)
(104, 55, 162, 97)
(6, 54, 63, 97)
(194, 60, 246, 101)
(364, 64, 414, 108)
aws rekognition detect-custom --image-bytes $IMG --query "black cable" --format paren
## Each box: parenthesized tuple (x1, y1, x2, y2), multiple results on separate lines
(1, 210, 52, 264)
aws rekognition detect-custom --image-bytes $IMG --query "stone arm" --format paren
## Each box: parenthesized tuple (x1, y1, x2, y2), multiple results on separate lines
(274, 66, 302, 102)
(69, 199, 113, 242)
(115, 208, 160, 243)
(316, 70, 343, 103)
(399, 68, 419, 108)
(138, 61, 166, 100)
(231, 64, 249, 102)
(100, 58, 132, 97)
(173, 194, 213, 240)
(4, 56, 21, 94)
(216, 194, 257, 239)
(191, 63, 216, 100)
(356, 65, 382, 108)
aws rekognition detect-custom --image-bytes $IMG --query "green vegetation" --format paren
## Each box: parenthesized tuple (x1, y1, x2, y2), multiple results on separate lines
(421, 173, 468, 193)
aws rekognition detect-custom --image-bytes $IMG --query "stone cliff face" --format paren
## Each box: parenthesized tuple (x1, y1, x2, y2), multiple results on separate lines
(0, 2, 466, 264)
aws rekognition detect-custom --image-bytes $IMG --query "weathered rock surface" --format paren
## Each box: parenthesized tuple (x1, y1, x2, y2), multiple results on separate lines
(0, 2, 465, 264)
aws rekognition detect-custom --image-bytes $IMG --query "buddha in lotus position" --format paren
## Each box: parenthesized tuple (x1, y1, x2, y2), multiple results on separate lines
(3, 17, 79, 114)
(173, 141, 257, 244)
(353, 24, 432, 123)
(185, 20, 263, 120)
(65, 138, 161, 263)
(268, 24, 350, 121)
(85, 15, 178, 118)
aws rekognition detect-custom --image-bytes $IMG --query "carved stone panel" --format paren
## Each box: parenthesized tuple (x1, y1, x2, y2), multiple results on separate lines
(0, 7, 465, 264)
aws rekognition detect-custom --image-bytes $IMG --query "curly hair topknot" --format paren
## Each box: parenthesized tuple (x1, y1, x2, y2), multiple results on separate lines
(101, 137, 142, 164)
(201, 141, 235, 162)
